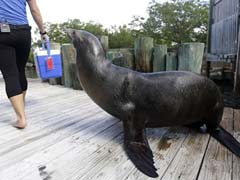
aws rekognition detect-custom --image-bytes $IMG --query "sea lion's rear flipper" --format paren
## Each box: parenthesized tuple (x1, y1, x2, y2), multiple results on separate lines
(123, 119, 158, 177)
(210, 126, 240, 156)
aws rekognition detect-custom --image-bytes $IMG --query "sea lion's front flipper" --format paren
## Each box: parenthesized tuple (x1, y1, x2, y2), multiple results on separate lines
(122, 118, 158, 177)
(210, 126, 240, 156)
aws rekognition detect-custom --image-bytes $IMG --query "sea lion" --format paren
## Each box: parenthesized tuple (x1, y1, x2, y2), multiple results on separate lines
(67, 30, 240, 178)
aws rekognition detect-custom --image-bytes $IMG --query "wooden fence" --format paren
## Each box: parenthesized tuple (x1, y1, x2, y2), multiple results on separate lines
(27, 37, 204, 90)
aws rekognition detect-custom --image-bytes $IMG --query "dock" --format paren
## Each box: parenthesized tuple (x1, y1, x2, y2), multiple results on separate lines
(0, 77, 239, 180)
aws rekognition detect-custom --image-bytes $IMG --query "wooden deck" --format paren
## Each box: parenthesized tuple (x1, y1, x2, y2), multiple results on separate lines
(0, 77, 239, 180)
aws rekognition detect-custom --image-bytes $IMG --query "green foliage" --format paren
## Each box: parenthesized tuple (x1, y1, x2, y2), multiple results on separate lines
(130, 0, 209, 46)
(108, 25, 135, 48)
(32, 0, 209, 49)
(33, 19, 135, 48)
(43, 19, 108, 44)
(32, 19, 108, 45)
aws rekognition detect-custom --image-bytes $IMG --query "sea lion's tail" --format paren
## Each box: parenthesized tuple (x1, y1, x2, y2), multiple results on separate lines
(210, 126, 240, 156)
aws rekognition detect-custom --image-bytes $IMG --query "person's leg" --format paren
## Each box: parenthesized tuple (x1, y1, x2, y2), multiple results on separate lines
(15, 28, 31, 105)
(22, 91, 27, 104)
(0, 44, 26, 128)
(10, 94, 26, 129)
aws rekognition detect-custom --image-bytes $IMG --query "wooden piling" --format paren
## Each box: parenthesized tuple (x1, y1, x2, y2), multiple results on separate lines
(234, 29, 240, 94)
(134, 37, 154, 72)
(107, 49, 135, 69)
(69, 63, 82, 90)
(153, 45, 167, 72)
(166, 52, 178, 71)
(178, 43, 204, 73)
(61, 44, 79, 88)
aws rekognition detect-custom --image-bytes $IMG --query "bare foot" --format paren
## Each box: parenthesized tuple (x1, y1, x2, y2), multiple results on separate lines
(13, 120, 27, 129)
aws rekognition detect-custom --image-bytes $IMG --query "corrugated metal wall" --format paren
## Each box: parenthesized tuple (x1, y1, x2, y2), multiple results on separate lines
(210, 0, 239, 55)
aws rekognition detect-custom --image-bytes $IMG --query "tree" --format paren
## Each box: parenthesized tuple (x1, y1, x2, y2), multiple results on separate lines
(33, 19, 135, 48)
(108, 25, 135, 48)
(130, 0, 209, 46)
(33, 19, 109, 45)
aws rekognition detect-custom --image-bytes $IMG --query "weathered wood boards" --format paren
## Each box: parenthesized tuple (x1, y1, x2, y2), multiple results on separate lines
(106, 49, 135, 69)
(134, 37, 154, 72)
(61, 44, 82, 90)
(178, 43, 204, 73)
(197, 108, 234, 180)
(166, 52, 178, 71)
(153, 45, 167, 72)
(233, 109, 240, 180)
(29, 36, 205, 93)
(0, 78, 238, 180)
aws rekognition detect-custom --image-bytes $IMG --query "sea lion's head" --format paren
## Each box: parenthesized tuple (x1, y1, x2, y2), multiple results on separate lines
(67, 29, 105, 58)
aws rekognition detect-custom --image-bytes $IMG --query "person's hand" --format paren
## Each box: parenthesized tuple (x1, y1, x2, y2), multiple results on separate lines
(41, 34, 49, 43)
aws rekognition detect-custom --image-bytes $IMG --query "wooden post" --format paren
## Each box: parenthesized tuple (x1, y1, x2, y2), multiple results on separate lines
(69, 63, 82, 90)
(134, 37, 154, 72)
(166, 52, 178, 71)
(107, 49, 135, 69)
(178, 43, 204, 73)
(153, 45, 167, 72)
(233, 0, 240, 94)
(207, 0, 214, 54)
(61, 44, 82, 90)
(61, 44, 78, 88)
(206, 61, 211, 77)
(234, 27, 240, 94)
(49, 43, 62, 85)
(205, 0, 214, 78)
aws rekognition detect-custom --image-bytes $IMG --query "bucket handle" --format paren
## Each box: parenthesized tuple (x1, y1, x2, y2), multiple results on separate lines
(42, 41, 51, 57)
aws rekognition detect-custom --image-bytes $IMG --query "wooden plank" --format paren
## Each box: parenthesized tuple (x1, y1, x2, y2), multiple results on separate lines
(197, 108, 234, 180)
(0, 93, 93, 137)
(0, 80, 90, 120)
(18, 122, 123, 180)
(0, 109, 108, 169)
(0, 102, 97, 145)
(233, 109, 240, 180)
(0, 116, 119, 179)
(120, 128, 190, 180)
(0, 80, 93, 138)
(0, 79, 107, 166)
(69, 128, 170, 180)
(160, 131, 210, 180)
(68, 136, 125, 180)
(0, 91, 89, 120)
